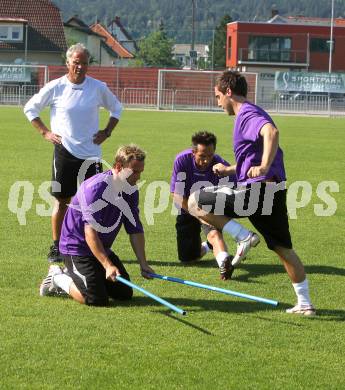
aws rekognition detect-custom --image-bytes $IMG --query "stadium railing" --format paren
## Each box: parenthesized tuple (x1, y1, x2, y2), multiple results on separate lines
(1, 83, 344, 116)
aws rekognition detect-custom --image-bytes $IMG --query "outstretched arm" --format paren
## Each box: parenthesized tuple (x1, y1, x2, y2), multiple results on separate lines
(129, 233, 155, 278)
(85, 224, 120, 281)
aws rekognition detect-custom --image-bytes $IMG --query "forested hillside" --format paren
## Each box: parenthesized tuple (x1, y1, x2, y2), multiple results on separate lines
(54, 0, 345, 43)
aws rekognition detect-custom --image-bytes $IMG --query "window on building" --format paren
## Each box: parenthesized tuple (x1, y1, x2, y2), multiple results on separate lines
(248, 36, 291, 62)
(0, 24, 24, 41)
(0, 26, 7, 39)
(310, 38, 334, 53)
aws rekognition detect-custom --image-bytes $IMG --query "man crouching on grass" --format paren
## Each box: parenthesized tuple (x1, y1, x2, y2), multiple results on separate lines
(39, 144, 155, 306)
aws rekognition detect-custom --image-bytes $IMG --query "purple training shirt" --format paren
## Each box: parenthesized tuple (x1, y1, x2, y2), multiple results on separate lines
(170, 148, 234, 202)
(59, 170, 143, 257)
(233, 102, 286, 185)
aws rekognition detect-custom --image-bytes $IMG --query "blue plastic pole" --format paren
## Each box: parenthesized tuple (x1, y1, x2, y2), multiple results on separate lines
(148, 273, 278, 307)
(116, 276, 187, 315)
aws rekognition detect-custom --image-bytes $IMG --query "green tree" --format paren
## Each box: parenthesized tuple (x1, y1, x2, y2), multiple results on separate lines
(209, 14, 232, 69)
(137, 23, 177, 67)
(55, 0, 345, 43)
(197, 57, 209, 70)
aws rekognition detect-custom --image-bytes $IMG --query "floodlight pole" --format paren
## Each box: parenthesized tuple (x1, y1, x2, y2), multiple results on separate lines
(328, 0, 335, 116)
(211, 28, 215, 70)
(191, 0, 196, 68)
(328, 0, 334, 74)
(191, 0, 195, 52)
(24, 23, 28, 64)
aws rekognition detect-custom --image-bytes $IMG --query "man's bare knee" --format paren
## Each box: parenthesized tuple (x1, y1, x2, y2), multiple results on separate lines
(274, 246, 297, 262)
(207, 229, 222, 244)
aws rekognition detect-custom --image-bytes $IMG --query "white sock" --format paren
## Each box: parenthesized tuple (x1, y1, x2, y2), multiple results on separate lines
(292, 279, 312, 307)
(201, 241, 211, 254)
(53, 274, 73, 294)
(222, 220, 250, 241)
(215, 251, 229, 267)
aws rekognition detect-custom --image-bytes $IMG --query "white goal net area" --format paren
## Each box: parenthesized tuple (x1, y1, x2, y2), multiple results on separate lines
(157, 69, 257, 111)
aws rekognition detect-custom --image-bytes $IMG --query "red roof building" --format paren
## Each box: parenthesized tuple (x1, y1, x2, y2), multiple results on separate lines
(108, 16, 138, 55)
(0, 0, 66, 64)
(90, 23, 134, 59)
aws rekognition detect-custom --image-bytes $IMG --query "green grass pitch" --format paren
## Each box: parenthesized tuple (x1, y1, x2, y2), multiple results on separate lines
(0, 107, 344, 389)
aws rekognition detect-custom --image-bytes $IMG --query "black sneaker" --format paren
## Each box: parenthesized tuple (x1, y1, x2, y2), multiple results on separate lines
(219, 256, 235, 280)
(47, 244, 63, 263)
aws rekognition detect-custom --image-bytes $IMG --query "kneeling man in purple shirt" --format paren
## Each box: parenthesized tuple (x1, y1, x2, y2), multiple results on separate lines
(170, 131, 237, 280)
(39, 144, 155, 306)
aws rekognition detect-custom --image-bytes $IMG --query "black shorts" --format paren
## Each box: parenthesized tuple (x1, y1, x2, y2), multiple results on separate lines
(51, 144, 102, 199)
(175, 213, 215, 262)
(63, 251, 133, 306)
(197, 183, 292, 250)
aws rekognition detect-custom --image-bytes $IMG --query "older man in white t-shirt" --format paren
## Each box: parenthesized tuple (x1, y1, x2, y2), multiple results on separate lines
(24, 43, 123, 263)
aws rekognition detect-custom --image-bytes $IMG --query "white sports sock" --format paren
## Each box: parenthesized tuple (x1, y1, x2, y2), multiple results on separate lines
(53, 274, 73, 294)
(201, 241, 211, 254)
(292, 279, 312, 307)
(222, 220, 250, 242)
(215, 251, 229, 267)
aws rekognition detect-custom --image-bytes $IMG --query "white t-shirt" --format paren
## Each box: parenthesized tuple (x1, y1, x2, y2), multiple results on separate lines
(24, 75, 123, 159)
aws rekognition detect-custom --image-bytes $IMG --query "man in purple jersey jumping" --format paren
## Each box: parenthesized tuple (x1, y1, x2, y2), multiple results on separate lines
(39, 144, 155, 306)
(188, 71, 315, 316)
(171, 131, 237, 280)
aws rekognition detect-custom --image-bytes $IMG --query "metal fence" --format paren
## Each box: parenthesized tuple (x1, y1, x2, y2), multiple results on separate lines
(0, 84, 41, 105)
(122, 88, 158, 108)
(1, 83, 344, 116)
(267, 94, 345, 116)
(121, 88, 222, 111)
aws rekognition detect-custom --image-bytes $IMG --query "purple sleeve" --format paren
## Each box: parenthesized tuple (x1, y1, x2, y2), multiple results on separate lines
(242, 110, 274, 142)
(170, 155, 187, 196)
(77, 181, 107, 226)
(123, 192, 144, 235)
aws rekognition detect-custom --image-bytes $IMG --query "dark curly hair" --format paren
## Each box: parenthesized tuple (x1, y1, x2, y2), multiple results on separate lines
(216, 70, 247, 97)
(191, 131, 217, 150)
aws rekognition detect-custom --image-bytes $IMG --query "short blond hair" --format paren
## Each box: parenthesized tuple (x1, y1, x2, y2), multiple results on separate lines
(113, 144, 146, 167)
